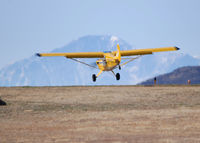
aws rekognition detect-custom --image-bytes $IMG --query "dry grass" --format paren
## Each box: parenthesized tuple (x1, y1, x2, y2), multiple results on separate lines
(0, 86, 200, 143)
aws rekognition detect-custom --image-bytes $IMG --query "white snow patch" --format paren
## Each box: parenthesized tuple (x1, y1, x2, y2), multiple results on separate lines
(101, 36, 105, 40)
(129, 74, 143, 85)
(129, 66, 139, 73)
(24, 78, 29, 85)
(110, 36, 119, 43)
(193, 55, 200, 59)
(7, 70, 15, 82)
(20, 68, 24, 78)
(42, 64, 51, 73)
(110, 36, 119, 49)
(160, 57, 168, 64)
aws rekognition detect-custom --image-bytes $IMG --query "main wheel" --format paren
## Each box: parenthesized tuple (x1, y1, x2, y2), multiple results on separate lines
(116, 73, 120, 80)
(92, 74, 96, 82)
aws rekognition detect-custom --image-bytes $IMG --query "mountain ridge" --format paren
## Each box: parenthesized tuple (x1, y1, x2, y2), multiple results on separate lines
(139, 66, 200, 85)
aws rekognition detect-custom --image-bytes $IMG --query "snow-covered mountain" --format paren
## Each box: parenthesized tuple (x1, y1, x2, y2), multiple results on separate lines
(0, 35, 199, 86)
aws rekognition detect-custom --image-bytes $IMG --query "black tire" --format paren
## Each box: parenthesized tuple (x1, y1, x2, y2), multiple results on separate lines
(116, 73, 120, 80)
(92, 74, 96, 82)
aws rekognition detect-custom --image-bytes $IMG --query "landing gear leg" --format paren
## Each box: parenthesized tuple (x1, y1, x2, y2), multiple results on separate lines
(111, 71, 120, 81)
(119, 65, 121, 70)
(92, 70, 103, 82)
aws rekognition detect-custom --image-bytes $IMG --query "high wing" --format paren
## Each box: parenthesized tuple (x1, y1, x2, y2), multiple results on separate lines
(36, 52, 104, 58)
(114, 46, 180, 57)
(36, 46, 179, 58)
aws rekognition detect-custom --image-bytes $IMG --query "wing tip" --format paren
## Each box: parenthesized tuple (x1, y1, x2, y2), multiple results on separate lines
(175, 46, 180, 51)
(35, 53, 41, 57)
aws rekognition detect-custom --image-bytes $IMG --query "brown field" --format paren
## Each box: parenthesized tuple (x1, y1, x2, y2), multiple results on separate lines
(0, 85, 200, 143)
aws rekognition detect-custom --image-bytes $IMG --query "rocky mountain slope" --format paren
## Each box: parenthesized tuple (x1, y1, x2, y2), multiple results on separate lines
(139, 66, 200, 85)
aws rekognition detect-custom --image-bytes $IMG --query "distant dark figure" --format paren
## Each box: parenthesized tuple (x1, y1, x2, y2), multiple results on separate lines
(188, 80, 191, 85)
(154, 77, 157, 85)
(0, 99, 7, 106)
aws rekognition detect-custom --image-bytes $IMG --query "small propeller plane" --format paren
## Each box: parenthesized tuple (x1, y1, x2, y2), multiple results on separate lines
(36, 44, 179, 82)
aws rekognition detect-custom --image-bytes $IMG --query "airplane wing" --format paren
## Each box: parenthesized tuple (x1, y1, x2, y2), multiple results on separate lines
(36, 52, 104, 58)
(118, 47, 179, 56)
(36, 46, 179, 58)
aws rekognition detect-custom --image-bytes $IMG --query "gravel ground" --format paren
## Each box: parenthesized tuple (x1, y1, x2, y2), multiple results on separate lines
(0, 86, 200, 143)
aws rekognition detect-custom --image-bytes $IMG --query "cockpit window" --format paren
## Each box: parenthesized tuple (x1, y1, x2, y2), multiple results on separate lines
(97, 60, 107, 65)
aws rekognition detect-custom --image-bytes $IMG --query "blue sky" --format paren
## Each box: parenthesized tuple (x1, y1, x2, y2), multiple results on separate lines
(0, 0, 200, 69)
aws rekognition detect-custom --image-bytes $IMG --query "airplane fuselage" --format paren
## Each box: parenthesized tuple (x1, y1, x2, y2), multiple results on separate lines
(96, 52, 120, 71)
(96, 59, 119, 71)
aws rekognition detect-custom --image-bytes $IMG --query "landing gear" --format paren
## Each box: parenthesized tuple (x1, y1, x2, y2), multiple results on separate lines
(92, 74, 96, 82)
(116, 73, 120, 80)
(92, 71, 120, 82)
(119, 65, 121, 70)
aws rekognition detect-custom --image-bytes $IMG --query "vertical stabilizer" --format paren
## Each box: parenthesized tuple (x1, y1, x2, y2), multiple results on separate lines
(116, 44, 121, 62)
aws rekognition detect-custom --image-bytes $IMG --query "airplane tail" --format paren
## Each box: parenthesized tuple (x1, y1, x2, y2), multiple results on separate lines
(115, 44, 121, 63)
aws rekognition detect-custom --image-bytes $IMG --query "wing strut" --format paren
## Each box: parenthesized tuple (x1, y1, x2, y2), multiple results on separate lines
(120, 56, 141, 67)
(69, 58, 98, 69)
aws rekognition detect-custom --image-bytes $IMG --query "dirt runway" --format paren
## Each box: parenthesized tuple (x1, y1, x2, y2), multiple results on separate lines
(0, 86, 200, 143)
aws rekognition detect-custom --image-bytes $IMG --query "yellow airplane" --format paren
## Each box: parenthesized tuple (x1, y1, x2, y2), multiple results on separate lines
(36, 44, 179, 82)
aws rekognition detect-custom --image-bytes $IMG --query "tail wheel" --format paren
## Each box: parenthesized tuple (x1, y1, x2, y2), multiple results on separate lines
(116, 73, 120, 80)
(92, 74, 96, 82)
